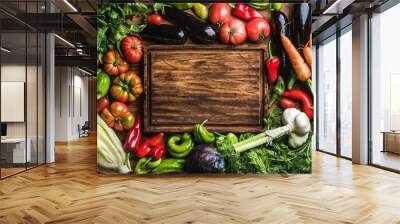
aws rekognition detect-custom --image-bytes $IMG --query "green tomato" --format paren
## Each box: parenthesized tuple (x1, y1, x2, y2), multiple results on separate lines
(97, 69, 110, 99)
(193, 3, 208, 20)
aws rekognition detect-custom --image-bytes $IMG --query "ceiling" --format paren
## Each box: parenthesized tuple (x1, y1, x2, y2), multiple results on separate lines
(0, 0, 96, 72)
(311, 0, 392, 42)
(1, 0, 392, 70)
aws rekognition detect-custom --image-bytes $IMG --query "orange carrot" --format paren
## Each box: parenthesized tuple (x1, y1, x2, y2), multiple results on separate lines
(280, 32, 311, 81)
(303, 43, 312, 68)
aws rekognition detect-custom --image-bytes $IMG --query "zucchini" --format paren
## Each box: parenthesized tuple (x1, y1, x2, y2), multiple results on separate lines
(141, 24, 187, 45)
(163, 6, 216, 44)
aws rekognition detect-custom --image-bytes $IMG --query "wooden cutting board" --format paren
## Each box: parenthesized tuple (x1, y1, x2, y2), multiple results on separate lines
(144, 45, 266, 133)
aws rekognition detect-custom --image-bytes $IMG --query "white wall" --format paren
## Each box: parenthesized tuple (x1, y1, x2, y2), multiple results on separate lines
(1, 65, 35, 138)
(54, 67, 89, 141)
(55, 66, 69, 141)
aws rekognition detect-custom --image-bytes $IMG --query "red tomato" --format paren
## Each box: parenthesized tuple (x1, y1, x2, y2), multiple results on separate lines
(100, 108, 115, 128)
(121, 36, 143, 64)
(246, 18, 270, 42)
(219, 19, 247, 45)
(110, 102, 128, 117)
(209, 3, 232, 27)
(147, 14, 163, 25)
(103, 50, 128, 76)
(109, 102, 134, 131)
(97, 97, 109, 113)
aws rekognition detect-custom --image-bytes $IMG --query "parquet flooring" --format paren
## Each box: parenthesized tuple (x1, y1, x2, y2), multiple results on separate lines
(0, 135, 399, 223)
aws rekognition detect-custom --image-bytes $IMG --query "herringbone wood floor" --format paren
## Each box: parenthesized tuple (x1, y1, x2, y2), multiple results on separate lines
(0, 135, 399, 224)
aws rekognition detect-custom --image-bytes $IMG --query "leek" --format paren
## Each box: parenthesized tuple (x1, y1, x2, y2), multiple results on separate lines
(233, 108, 311, 153)
(97, 114, 132, 173)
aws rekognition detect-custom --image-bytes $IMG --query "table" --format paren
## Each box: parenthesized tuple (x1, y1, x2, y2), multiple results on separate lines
(382, 131, 400, 154)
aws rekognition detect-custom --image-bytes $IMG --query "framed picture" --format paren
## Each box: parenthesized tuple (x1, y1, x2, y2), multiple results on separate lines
(97, 2, 313, 175)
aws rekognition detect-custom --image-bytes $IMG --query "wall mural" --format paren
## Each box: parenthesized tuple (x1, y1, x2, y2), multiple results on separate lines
(97, 2, 313, 175)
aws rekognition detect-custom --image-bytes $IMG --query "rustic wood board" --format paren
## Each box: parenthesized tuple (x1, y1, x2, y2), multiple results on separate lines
(144, 45, 266, 133)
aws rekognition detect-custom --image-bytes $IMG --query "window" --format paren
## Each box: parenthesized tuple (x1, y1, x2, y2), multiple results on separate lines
(339, 27, 352, 158)
(370, 3, 400, 171)
(317, 35, 337, 154)
(316, 25, 353, 159)
(0, 0, 47, 179)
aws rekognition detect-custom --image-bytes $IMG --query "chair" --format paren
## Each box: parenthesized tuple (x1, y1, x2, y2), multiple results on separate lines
(78, 121, 90, 138)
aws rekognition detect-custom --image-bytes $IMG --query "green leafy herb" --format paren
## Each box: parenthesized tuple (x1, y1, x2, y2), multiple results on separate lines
(152, 3, 168, 14)
(268, 76, 285, 107)
(216, 132, 312, 174)
(97, 3, 148, 60)
(266, 107, 283, 130)
(216, 136, 241, 173)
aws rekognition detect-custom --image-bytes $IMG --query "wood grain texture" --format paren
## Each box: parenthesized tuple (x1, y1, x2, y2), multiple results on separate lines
(1, 135, 400, 223)
(144, 46, 265, 133)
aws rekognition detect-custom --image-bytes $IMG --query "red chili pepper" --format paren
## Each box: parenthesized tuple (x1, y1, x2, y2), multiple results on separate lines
(233, 3, 264, 21)
(265, 41, 280, 84)
(149, 144, 166, 160)
(123, 115, 142, 153)
(280, 97, 299, 109)
(136, 133, 164, 158)
(282, 90, 314, 119)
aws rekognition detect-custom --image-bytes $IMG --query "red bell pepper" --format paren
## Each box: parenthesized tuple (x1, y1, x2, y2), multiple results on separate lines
(123, 115, 142, 153)
(149, 144, 166, 160)
(233, 3, 264, 21)
(265, 41, 280, 84)
(282, 90, 314, 119)
(136, 133, 164, 158)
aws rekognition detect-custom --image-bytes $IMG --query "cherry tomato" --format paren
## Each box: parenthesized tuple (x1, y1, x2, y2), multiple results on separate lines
(147, 14, 163, 25)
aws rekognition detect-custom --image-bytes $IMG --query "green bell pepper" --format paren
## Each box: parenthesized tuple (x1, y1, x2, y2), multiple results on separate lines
(97, 69, 110, 100)
(247, 3, 270, 10)
(170, 3, 193, 11)
(193, 120, 215, 144)
(134, 157, 162, 175)
(167, 133, 194, 158)
(151, 159, 186, 174)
